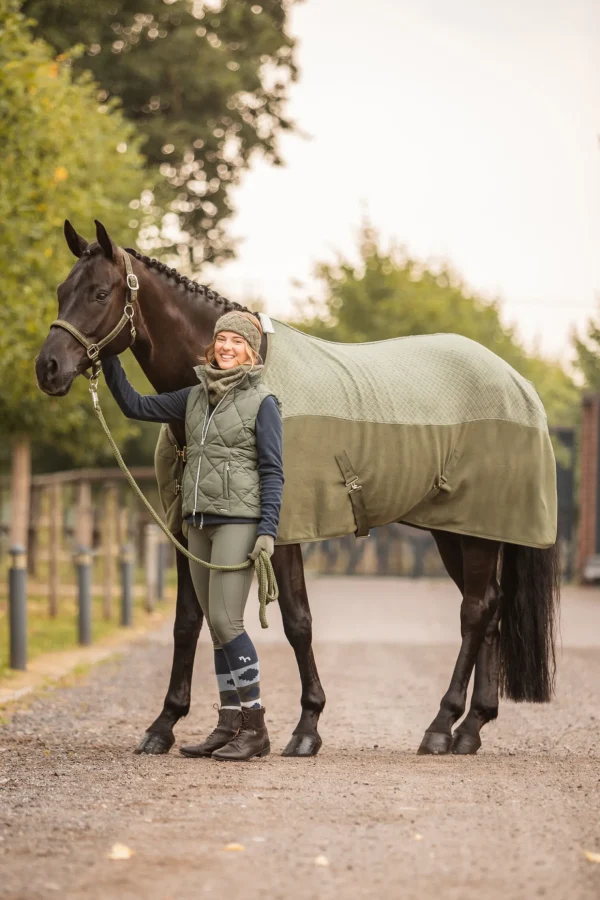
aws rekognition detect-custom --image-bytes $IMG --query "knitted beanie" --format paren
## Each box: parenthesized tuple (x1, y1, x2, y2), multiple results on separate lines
(213, 311, 263, 354)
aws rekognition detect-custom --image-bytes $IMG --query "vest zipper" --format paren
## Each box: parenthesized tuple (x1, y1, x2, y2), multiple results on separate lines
(192, 387, 234, 522)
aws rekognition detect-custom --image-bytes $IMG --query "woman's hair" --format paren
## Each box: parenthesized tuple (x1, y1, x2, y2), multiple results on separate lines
(203, 311, 263, 367)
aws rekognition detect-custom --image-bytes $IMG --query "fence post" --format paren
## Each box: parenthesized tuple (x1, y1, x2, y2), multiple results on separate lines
(9, 545, 27, 670)
(75, 546, 92, 646)
(120, 544, 134, 627)
(76, 480, 93, 552)
(144, 523, 159, 612)
(48, 481, 62, 618)
(27, 486, 42, 577)
(102, 483, 117, 621)
(156, 539, 165, 602)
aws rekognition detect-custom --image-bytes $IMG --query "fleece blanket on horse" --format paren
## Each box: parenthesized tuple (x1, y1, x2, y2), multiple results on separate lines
(259, 321, 556, 548)
(155, 321, 556, 548)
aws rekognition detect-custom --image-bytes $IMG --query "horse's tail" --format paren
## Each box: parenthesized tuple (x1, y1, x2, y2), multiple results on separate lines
(499, 543, 560, 703)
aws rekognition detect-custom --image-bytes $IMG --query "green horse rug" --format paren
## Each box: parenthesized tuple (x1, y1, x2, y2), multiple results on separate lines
(156, 321, 557, 549)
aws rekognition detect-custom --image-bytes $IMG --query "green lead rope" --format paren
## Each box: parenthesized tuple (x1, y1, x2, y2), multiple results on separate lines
(88, 373, 279, 628)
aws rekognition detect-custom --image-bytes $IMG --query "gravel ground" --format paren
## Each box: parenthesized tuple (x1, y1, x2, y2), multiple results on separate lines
(1, 577, 599, 900)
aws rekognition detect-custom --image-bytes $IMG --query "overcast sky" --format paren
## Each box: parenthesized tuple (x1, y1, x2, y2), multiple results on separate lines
(208, 0, 600, 363)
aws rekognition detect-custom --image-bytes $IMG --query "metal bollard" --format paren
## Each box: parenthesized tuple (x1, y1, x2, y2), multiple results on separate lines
(9, 545, 27, 670)
(120, 544, 134, 627)
(75, 546, 93, 646)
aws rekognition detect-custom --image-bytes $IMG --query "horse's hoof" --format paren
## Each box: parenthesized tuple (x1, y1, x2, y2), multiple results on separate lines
(281, 732, 322, 757)
(134, 731, 175, 755)
(451, 732, 481, 755)
(417, 731, 452, 755)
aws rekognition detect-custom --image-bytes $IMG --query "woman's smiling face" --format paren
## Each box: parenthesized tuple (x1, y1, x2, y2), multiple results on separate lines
(214, 330, 251, 369)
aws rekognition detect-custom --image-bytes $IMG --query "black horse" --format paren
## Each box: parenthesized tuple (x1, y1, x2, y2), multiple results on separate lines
(36, 220, 560, 758)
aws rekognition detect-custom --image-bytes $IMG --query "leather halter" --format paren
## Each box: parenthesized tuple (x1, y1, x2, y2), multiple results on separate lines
(50, 250, 139, 364)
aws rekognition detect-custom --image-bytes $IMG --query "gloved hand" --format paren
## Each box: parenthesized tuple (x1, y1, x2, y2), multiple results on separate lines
(249, 534, 274, 560)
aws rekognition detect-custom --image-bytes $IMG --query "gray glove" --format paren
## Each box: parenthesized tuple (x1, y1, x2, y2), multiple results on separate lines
(249, 534, 274, 560)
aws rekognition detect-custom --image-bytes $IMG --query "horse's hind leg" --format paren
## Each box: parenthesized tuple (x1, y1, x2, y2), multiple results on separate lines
(136, 547, 202, 755)
(273, 544, 326, 757)
(418, 535, 500, 756)
(451, 604, 501, 754)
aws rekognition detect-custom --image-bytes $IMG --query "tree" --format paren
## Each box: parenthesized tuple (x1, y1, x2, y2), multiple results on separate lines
(573, 315, 600, 392)
(23, 0, 299, 265)
(291, 224, 579, 427)
(0, 1, 147, 539)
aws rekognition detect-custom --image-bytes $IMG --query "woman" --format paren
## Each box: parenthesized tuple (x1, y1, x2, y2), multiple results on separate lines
(101, 311, 283, 761)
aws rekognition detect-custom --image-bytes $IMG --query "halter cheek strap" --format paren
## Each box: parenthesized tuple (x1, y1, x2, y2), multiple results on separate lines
(50, 249, 139, 363)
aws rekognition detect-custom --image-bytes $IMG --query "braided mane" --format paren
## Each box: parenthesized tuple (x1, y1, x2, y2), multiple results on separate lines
(80, 243, 248, 313)
(125, 248, 248, 313)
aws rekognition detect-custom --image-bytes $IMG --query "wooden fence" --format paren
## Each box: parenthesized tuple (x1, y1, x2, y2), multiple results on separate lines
(0, 467, 175, 671)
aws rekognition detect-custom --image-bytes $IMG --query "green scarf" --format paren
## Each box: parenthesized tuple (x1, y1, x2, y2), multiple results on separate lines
(204, 363, 264, 405)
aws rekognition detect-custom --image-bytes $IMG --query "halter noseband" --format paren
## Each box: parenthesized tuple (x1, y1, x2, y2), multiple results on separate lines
(50, 249, 139, 366)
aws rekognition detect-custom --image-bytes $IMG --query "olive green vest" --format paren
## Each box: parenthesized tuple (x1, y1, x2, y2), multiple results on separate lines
(181, 368, 277, 521)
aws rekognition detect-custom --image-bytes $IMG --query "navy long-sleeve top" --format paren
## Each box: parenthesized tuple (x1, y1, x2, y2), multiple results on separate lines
(101, 356, 284, 539)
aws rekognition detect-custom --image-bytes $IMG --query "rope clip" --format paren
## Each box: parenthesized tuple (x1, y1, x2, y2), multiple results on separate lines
(88, 361, 101, 409)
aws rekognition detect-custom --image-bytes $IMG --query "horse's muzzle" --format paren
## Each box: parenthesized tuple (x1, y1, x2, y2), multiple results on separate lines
(35, 348, 78, 396)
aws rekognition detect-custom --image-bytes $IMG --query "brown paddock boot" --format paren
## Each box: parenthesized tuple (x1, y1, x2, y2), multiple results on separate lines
(212, 707, 270, 761)
(179, 707, 242, 758)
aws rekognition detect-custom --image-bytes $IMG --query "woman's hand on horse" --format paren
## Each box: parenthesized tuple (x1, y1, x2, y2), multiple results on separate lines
(249, 535, 275, 560)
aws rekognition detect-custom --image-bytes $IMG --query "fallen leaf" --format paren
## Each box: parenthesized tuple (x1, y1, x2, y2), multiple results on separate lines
(583, 850, 600, 864)
(107, 843, 135, 860)
(314, 855, 329, 867)
(223, 843, 245, 852)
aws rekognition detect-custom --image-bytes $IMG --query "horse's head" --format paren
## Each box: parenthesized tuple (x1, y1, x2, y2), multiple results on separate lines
(36, 220, 137, 396)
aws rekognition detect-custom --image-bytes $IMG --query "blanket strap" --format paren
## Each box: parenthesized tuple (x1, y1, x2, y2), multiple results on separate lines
(335, 451, 370, 538)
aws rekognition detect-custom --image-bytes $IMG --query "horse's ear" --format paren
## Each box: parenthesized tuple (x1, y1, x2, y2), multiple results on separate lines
(64, 220, 88, 258)
(94, 219, 117, 261)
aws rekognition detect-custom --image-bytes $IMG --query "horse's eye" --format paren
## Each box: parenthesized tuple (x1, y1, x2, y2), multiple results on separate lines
(96, 291, 108, 303)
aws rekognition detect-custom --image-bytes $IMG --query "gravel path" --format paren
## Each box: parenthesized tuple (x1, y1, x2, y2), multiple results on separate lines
(1, 578, 599, 900)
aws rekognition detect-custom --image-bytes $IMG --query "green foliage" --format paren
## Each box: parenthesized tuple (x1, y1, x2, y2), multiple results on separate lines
(573, 315, 600, 392)
(23, 0, 298, 265)
(291, 224, 579, 427)
(0, 1, 146, 458)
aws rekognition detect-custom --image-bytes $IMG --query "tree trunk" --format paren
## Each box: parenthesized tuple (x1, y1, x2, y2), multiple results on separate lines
(9, 438, 31, 551)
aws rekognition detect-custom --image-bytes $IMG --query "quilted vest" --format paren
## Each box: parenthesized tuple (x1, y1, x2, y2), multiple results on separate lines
(182, 367, 277, 521)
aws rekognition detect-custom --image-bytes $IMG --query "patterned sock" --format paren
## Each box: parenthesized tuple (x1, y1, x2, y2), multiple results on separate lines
(221, 632, 261, 709)
(214, 648, 241, 710)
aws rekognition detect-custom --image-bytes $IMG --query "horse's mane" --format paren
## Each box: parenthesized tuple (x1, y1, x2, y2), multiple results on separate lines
(80, 243, 248, 313)
(125, 248, 249, 313)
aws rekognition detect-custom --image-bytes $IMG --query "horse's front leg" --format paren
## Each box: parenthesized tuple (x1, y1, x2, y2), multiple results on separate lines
(273, 544, 326, 757)
(135, 545, 202, 755)
(418, 536, 500, 755)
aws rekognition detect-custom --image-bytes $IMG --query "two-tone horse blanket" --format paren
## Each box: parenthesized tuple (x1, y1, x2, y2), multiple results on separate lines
(156, 321, 557, 549)
(261, 321, 556, 548)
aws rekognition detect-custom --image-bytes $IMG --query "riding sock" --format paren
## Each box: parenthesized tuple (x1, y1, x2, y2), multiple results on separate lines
(214, 648, 241, 710)
(221, 632, 261, 709)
